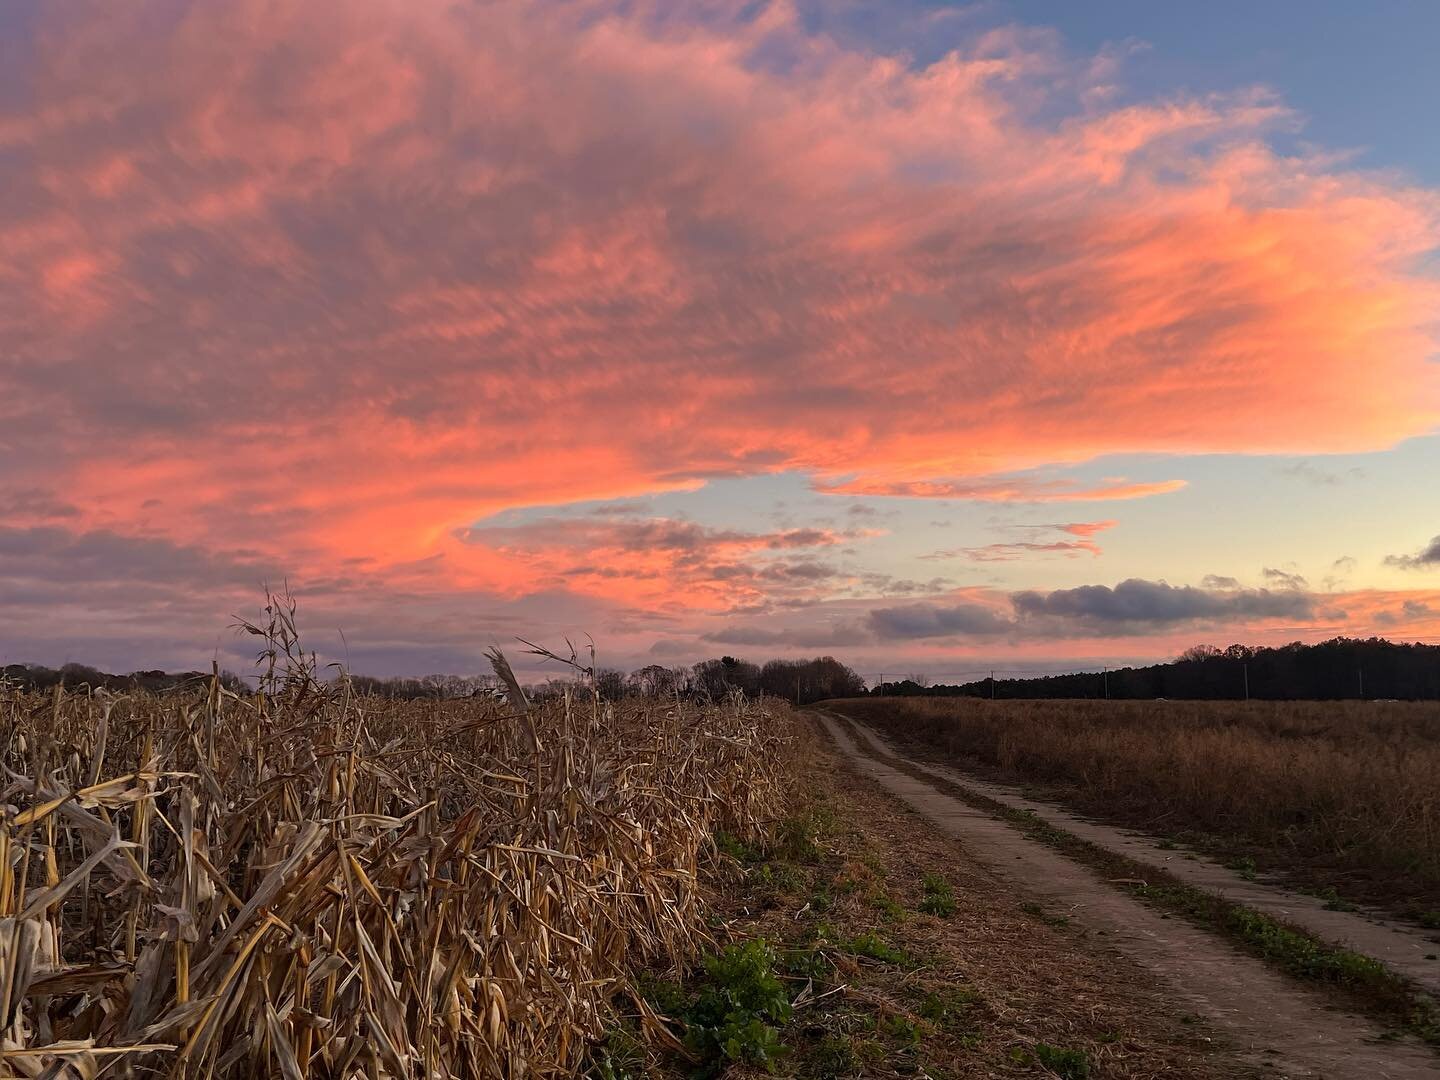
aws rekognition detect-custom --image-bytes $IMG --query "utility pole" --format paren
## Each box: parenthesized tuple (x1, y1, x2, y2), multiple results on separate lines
(878, 673, 885, 698)
(990, 670, 995, 700)
(1243, 662, 1249, 701)
(1358, 668, 1364, 700)
(1103, 666, 1109, 700)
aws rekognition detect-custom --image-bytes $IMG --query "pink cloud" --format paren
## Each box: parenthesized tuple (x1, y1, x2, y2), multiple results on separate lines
(0, 1, 1438, 667)
(1044, 521, 1119, 538)
(450, 516, 871, 612)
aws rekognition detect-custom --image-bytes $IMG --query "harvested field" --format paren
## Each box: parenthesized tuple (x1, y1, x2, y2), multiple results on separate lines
(829, 697, 1440, 913)
(0, 656, 794, 1077)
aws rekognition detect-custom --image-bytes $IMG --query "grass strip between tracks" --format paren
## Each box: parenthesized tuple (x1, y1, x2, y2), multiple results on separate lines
(819, 709, 1440, 1050)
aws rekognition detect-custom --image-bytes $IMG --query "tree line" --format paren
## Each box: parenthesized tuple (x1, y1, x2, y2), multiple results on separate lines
(2, 663, 250, 695)
(356, 655, 866, 705)
(869, 638, 1440, 701)
(23, 636, 1435, 704)
(3, 654, 866, 705)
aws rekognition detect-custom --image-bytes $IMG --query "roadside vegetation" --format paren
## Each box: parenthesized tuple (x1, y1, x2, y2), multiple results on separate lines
(830, 696, 1440, 917)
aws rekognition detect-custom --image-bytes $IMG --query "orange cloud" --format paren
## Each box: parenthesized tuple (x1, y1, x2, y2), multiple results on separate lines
(0, 0, 1438, 665)
(451, 517, 873, 613)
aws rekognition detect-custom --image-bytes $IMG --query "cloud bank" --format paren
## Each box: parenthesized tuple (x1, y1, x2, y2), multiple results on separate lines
(1, 1, 1438, 670)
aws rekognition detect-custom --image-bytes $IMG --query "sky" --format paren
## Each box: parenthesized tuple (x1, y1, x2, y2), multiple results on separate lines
(2, 0, 1438, 682)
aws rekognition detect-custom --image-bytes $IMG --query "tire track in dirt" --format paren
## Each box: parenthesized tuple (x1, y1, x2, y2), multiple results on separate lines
(816, 709, 1440, 1079)
(833, 708, 1440, 997)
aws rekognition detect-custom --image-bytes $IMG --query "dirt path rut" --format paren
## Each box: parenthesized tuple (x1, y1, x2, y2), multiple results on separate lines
(817, 709, 1440, 1079)
(836, 711, 1440, 997)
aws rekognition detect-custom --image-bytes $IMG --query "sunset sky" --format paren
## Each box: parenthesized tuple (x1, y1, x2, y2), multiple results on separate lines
(3, 0, 1438, 681)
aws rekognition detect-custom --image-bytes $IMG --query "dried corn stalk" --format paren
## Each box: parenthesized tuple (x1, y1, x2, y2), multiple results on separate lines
(0, 664, 794, 1077)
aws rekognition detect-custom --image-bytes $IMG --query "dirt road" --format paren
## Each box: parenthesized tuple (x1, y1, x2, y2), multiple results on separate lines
(817, 708, 1440, 1079)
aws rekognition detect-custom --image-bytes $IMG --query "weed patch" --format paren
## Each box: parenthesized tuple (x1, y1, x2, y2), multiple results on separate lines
(866, 887, 907, 923)
(1033, 1042, 1091, 1078)
(685, 940, 794, 1073)
(919, 873, 957, 917)
(840, 930, 913, 966)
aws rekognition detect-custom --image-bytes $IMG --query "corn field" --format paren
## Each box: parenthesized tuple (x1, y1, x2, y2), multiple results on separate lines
(0, 655, 793, 1077)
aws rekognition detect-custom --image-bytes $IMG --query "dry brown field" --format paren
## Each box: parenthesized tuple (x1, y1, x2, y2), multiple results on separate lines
(0, 666, 793, 1076)
(829, 696, 1440, 914)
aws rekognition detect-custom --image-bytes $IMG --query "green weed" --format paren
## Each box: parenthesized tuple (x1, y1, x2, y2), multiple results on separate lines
(880, 1014, 921, 1045)
(1033, 1043, 1090, 1078)
(685, 939, 793, 1073)
(918, 874, 956, 918)
(715, 830, 763, 863)
(587, 1024, 645, 1080)
(1316, 886, 1358, 912)
(841, 930, 911, 966)
(802, 1035, 859, 1079)
(867, 888, 907, 923)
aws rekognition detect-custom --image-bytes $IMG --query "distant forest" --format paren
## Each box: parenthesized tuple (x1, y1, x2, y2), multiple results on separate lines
(11, 637, 1439, 704)
(870, 638, 1440, 701)
(1, 654, 866, 705)
(1, 663, 250, 696)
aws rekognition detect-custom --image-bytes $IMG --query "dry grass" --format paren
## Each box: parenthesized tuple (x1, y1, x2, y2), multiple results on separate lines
(0, 664, 795, 1077)
(830, 697, 1440, 908)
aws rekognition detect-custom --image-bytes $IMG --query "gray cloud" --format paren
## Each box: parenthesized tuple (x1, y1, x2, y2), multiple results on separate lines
(856, 573, 952, 597)
(459, 518, 851, 556)
(922, 540, 1099, 562)
(0, 488, 81, 521)
(1279, 461, 1365, 486)
(864, 576, 1323, 642)
(1375, 598, 1440, 627)
(757, 560, 839, 582)
(1200, 574, 1241, 590)
(1012, 578, 1315, 625)
(865, 601, 1014, 640)
(1384, 536, 1440, 570)
(1261, 567, 1308, 591)
(702, 622, 871, 648)
(0, 525, 280, 588)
